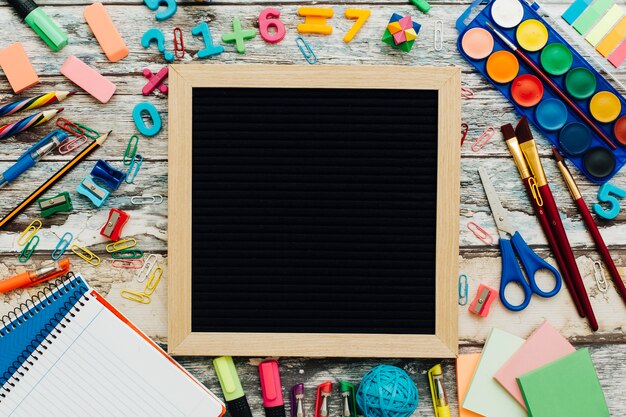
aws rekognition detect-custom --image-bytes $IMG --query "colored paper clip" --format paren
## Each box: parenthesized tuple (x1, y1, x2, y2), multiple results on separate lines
(314, 382, 332, 417)
(125, 153, 143, 184)
(434, 20, 444, 51)
(18, 219, 42, 246)
(144, 265, 163, 295)
(56, 117, 84, 136)
(58, 135, 88, 154)
(51, 232, 73, 260)
(112, 259, 144, 269)
(106, 237, 137, 253)
(467, 221, 493, 245)
(593, 261, 609, 293)
(471, 127, 495, 152)
(461, 86, 474, 99)
(112, 249, 144, 259)
(296, 36, 317, 64)
(174, 27, 185, 58)
(469, 284, 497, 317)
(458, 273, 469, 306)
(75, 122, 99, 139)
(131, 195, 163, 205)
(461, 122, 469, 145)
(137, 254, 157, 282)
(71, 244, 101, 266)
(123, 135, 139, 166)
(18, 235, 39, 263)
(121, 289, 151, 304)
(290, 384, 305, 417)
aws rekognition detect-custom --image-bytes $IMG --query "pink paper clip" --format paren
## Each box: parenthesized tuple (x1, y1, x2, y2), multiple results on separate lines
(112, 259, 144, 269)
(467, 221, 493, 245)
(58, 135, 88, 155)
(461, 122, 469, 145)
(173, 27, 185, 58)
(461, 86, 474, 99)
(471, 127, 495, 152)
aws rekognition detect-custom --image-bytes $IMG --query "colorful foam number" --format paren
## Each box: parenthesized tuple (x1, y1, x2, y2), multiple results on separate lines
(221, 18, 256, 54)
(593, 182, 626, 220)
(343, 9, 370, 43)
(133, 102, 162, 137)
(141, 28, 174, 62)
(191, 22, 224, 58)
(258, 8, 286, 43)
(143, 0, 177, 21)
(297, 7, 334, 35)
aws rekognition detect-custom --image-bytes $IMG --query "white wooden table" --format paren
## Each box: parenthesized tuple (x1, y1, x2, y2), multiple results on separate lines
(0, 0, 624, 415)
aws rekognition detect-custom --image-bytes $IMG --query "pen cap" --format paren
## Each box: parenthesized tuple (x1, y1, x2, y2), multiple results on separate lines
(24, 8, 68, 51)
(258, 359, 284, 408)
(213, 356, 245, 401)
(7, 0, 38, 19)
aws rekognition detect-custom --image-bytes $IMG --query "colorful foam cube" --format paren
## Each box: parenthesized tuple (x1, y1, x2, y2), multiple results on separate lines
(393, 30, 407, 45)
(387, 21, 402, 34)
(381, 13, 421, 53)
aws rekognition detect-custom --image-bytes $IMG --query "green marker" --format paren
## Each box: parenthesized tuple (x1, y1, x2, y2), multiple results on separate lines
(8, 0, 68, 51)
(340, 381, 358, 417)
(213, 356, 253, 417)
(410, 0, 430, 13)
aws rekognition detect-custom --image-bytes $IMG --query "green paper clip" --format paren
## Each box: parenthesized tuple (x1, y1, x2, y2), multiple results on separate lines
(124, 135, 139, 166)
(111, 249, 144, 259)
(340, 382, 358, 417)
(19, 235, 40, 263)
(38, 192, 73, 218)
(74, 122, 100, 139)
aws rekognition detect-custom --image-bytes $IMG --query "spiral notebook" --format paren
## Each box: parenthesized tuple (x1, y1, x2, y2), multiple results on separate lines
(0, 273, 225, 417)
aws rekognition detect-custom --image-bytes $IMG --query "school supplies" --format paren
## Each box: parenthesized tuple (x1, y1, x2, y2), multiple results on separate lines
(298, 8, 334, 35)
(259, 9, 286, 43)
(61, 55, 117, 103)
(428, 365, 450, 417)
(479, 166, 562, 311)
(314, 382, 332, 417)
(143, 67, 169, 95)
(562, 0, 593, 24)
(92, 159, 126, 189)
(0, 258, 69, 293)
(137, 253, 157, 282)
(456, 354, 482, 417)
(290, 384, 305, 417)
(0, 131, 111, 230)
(594, 261, 609, 292)
(258, 360, 286, 417)
(77, 176, 110, 207)
(38, 192, 72, 217)
(51, 232, 73, 260)
(382, 14, 421, 53)
(17, 219, 41, 245)
(7, 0, 67, 50)
(0, 108, 62, 140)
(410, 0, 431, 13)
(126, 153, 143, 183)
(340, 382, 357, 417)
(572, 0, 613, 35)
(131, 194, 163, 205)
(221, 18, 257, 54)
(0, 91, 73, 118)
(174, 27, 185, 57)
(143, 28, 175, 61)
(344, 9, 370, 43)
(0, 273, 226, 417)
(18, 235, 38, 262)
(552, 148, 626, 305)
(356, 365, 419, 417)
(191, 22, 224, 58)
(458, 274, 469, 305)
(296, 37, 317, 64)
(70, 244, 101, 266)
(214, 356, 254, 417)
(100, 208, 129, 241)
(133, 102, 162, 136)
(468, 283, 497, 316)
(144, 0, 177, 21)
(124, 134, 139, 164)
(106, 238, 136, 253)
(517, 348, 609, 417)
(594, 182, 626, 219)
(84, 2, 129, 62)
(467, 221, 493, 244)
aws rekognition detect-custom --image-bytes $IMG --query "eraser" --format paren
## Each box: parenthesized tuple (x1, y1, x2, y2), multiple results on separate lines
(0, 43, 40, 94)
(84, 2, 129, 62)
(60, 55, 116, 103)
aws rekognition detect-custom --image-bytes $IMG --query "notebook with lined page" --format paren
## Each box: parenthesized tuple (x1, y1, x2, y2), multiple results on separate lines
(0, 273, 225, 417)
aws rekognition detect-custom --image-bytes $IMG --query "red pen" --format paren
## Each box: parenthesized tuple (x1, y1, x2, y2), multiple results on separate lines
(259, 360, 286, 417)
(0, 258, 70, 293)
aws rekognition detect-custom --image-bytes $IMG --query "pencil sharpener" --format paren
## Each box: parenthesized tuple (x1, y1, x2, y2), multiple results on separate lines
(100, 208, 130, 241)
(76, 176, 110, 208)
(469, 284, 498, 317)
(37, 192, 73, 218)
(91, 159, 126, 190)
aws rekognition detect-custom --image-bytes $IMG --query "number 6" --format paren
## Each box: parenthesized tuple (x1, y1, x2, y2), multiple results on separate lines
(258, 8, 286, 44)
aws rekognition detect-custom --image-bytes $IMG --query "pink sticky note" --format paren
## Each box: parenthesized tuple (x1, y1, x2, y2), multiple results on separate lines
(60, 55, 116, 103)
(609, 38, 626, 67)
(494, 321, 575, 409)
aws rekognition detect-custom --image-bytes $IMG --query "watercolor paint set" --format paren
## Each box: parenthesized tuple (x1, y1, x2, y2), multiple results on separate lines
(456, 0, 626, 183)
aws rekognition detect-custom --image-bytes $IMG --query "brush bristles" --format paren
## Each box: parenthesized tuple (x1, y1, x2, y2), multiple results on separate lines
(552, 146, 565, 162)
(501, 123, 516, 140)
(514, 116, 534, 144)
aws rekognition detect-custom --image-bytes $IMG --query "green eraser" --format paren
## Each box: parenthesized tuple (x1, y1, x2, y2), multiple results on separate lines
(25, 8, 68, 51)
(410, 0, 430, 13)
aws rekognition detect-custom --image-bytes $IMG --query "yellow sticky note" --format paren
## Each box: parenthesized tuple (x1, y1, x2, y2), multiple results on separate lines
(597, 15, 626, 56)
(585, 4, 624, 46)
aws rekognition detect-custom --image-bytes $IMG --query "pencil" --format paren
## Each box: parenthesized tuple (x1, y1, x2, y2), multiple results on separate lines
(0, 130, 111, 230)
(0, 91, 75, 117)
(0, 108, 63, 140)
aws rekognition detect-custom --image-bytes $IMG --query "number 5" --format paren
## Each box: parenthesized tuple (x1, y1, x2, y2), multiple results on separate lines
(593, 182, 626, 220)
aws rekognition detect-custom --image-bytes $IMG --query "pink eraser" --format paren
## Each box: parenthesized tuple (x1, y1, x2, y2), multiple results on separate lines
(0, 43, 40, 93)
(84, 2, 129, 62)
(609, 38, 626, 67)
(60, 55, 116, 103)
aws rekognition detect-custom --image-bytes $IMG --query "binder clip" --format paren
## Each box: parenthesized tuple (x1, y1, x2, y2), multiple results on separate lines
(91, 159, 126, 190)
(77, 176, 110, 208)
(100, 208, 130, 241)
(314, 382, 332, 417)
(340, 382, 357, 417)
(38, 192, 73, 218)
(469, 284, 498, 317)
(290, 384, 305, 417)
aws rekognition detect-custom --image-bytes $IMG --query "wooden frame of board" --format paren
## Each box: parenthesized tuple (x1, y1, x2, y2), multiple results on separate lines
(168, 65, 461, 358)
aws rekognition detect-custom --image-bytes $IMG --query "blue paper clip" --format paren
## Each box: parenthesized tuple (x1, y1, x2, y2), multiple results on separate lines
(296, 36, 317, 64)
(458, 273, 469, 305)
(52, 232, 73, 260)
(76, 176, 110, 208)
(91, 160, 127, 190)
(126, 154, 144, 184)
(18, 235, 40, 263)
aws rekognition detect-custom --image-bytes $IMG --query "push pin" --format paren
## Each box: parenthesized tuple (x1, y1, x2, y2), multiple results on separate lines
(469, 284, 498, 317)
(315, 382, 332, 417)
(142, 67, 168, 95)
(100, 208, 130, 241)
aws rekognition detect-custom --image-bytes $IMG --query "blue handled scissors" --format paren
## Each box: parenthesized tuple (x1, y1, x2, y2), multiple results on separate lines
(478, 167, 562, 311)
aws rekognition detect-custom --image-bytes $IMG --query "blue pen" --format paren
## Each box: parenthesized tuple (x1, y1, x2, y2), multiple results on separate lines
(0, 130, 67, 187)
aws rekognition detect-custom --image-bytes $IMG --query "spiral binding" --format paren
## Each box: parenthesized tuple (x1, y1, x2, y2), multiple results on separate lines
(0, 272, 89, 401)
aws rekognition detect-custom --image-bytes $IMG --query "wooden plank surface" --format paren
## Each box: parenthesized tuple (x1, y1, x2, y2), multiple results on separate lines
(0, 0, 624, 415)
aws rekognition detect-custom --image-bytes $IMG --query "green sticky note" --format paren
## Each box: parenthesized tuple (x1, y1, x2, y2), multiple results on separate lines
(517, 348, 610, 417)
(573, 0, 614, 35)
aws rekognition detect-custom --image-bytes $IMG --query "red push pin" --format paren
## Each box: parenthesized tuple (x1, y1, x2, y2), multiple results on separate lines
(142, 67, 168, 96)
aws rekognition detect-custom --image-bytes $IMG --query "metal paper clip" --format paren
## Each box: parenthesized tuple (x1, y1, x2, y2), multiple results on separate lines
(467, 221, 493, 245)
(74, 122, 99, 139)
(71, 244, 101, 266)
(593, 261, 609, 293)
(112, 259, 144, 269)
(106, 238, 137, 253)
(471, 127, 495, 152)
(144, 266, 163, 295)
(434, 20, 444, 51)
(174, 27, 185, 58)
(461, 122, 469, 145)
(458, 273, 469, 305)
(18, 219, 42, 246)
(51, 232, 73, 260)
(56, 117, 84, 136)
(125, 154, 143, 184)
(123, 135, 139, 166)
(130, 195, 163, 205)
(58, 135, 88, 155)
(137, 254, 157, 283)
(296, 37, 317, 64)
(18, 235, 39, 263)
(112, 249, 144, 259)
(121, 290, 151, 304)
(461, 86, 474, 99)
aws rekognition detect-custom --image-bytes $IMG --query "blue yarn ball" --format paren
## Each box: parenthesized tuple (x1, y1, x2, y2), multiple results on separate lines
(356, 365, 419, 417)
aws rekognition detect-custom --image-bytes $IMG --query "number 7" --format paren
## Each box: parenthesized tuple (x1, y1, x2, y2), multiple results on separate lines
(344, 9, 371, 43)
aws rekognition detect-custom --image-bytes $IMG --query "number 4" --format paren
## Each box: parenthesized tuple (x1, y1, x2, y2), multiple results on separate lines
(593, 182, 626, 220)
(344, 9, 371, 43)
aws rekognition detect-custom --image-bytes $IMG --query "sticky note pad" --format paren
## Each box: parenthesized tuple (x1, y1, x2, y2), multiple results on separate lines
(562, 0, 593, 24)
(597, 16, 626, 56)
(494, 321, 575, 409)
(573, 0, 613, 35)
(517, 349, 610, 417)
(84, 2, 129, 62)
(585, 5, 624, 46)
(456, 354, 482, 417)
(60, 55, 116, 103)
(609, 37, 626, 66)
(0, 43, 40, 93)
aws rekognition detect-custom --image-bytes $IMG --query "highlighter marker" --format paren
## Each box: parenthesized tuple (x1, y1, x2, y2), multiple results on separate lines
(8, 0, 68, 51)
(259, 359, 286, 417)
(213, 356, 253, 417)
(428, 364, 450, 417)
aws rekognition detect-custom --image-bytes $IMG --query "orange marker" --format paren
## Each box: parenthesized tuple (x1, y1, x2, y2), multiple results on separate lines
(0, 258, 70, 293)
(84, 2, 129, 62)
